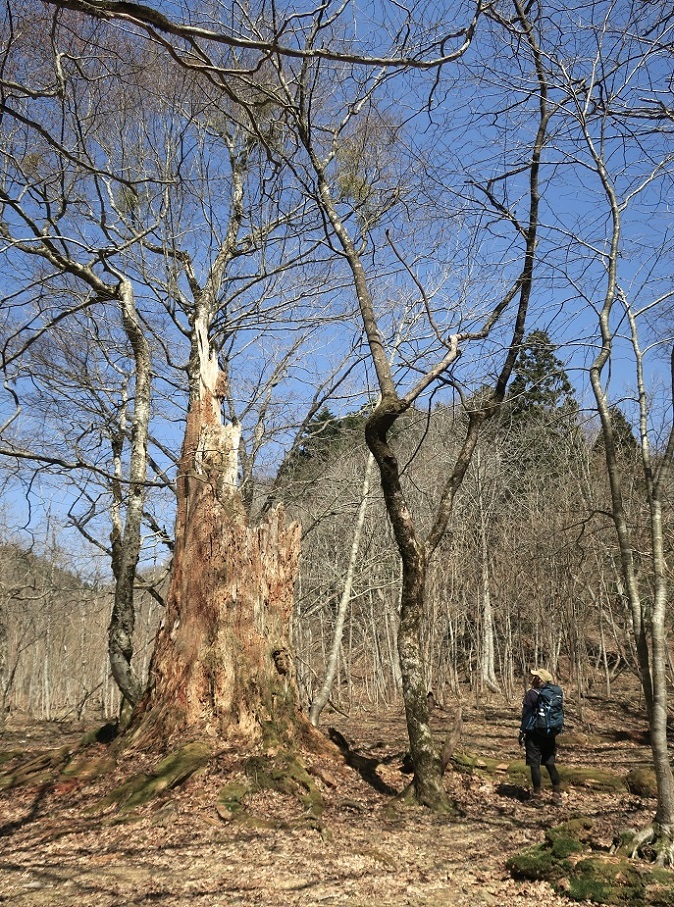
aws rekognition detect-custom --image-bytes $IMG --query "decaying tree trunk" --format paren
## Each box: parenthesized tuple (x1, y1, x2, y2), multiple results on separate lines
(128, 319, 311, 750)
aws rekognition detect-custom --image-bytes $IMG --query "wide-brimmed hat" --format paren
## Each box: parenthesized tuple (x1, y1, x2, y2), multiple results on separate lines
(530, 668, 553, 683)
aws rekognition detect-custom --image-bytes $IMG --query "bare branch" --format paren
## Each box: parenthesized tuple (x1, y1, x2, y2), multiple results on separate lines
(41, 0, 484, 71)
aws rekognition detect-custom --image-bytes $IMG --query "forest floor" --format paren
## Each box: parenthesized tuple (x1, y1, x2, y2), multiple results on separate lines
(0, 689, 660, 907)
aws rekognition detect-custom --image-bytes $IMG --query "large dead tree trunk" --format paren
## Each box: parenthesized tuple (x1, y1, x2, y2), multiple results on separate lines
(129, 320, 310, 749)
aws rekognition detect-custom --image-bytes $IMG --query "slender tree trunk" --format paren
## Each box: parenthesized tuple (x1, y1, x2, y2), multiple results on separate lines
(646, 441, 674, 831)
(303, 140, 453, 806)
(0, 618, 7, 732)
(310, 453, 374, 726)
(476, 463, 499, 693)
(108, 279, 152, 707)
(42, 610, 51, 721)
(289, 0, 547, 807)
(599, 607, 611, 698)
(585, 117, 674, 846)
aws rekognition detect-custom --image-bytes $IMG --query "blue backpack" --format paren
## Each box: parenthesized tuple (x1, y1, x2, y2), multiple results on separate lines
(532, 683, 564, 734)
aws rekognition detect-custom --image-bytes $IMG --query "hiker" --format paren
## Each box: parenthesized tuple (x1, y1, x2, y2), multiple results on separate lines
(518, 668, 563, 803)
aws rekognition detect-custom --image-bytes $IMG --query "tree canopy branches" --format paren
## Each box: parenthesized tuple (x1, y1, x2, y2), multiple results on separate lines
(40, 0, 484, 71)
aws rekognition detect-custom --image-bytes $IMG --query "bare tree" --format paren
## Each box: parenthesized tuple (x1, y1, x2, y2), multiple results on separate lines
(548, 0, 674, 861)
(0, 2, 348, 727)
(18, 0, 552, 806)
(0, 10, 174, 705)
(259, 0, 552, 808)
(0, 0, 378, 750)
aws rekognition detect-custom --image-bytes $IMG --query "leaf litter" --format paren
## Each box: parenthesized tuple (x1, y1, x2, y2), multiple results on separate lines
(0, 695, 655, 906)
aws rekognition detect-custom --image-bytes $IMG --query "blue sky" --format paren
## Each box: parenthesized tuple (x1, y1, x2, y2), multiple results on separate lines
(1, 0, 673, 570)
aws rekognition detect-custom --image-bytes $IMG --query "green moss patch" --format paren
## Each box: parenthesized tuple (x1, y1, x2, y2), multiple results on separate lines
(451, 752, 506, 775)
(508, 819, 593, 884)
(558, 766, 627, 793)
(61, 754, 117, 781)
(216, 754, 324, 825)
(0, 749, 26, 767)
(243, 753, 324, 818)
(547, 819, 593, 859)
(508, 818, 674, 905)
(452, 751, 626, 793)
(626, 766, 657, 798)
(92, 741, 211, 814)
(215, 753, 325, 828)
(508, 842, 572, 883)
(568, 856, 645, 905)
(217, 780, 249, 816)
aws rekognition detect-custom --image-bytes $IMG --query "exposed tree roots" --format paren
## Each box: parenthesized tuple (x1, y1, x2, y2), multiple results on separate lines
(0, 745, 72, 791)
(621, 821, 674, 867)
(0, 728, 331, 836)
(217, 752, 326, 829)
(510, 818, 674, 905)
(92, 741, 211, 814)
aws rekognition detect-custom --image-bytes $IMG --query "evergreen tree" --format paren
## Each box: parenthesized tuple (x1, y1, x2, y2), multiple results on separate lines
(296, 407, 343, 463)
(500, 330, 580, 489)
(508, 329, 576, 419)
(281, 407, 370, 489)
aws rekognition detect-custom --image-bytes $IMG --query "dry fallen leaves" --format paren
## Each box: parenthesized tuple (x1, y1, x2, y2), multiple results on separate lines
(0, 696, 653, 907)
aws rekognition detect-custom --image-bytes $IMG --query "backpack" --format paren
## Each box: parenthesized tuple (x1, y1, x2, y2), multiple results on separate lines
(533, 683, 564, 734)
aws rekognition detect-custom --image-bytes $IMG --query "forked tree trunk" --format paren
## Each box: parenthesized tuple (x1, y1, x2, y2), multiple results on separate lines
(129, 321, 312, 750)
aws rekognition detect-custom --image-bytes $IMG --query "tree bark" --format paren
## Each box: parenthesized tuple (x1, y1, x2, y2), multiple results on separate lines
(582, 88, 674, 846)
(476, 456, 500, 694)
(108, 279, 152, 707)
(366, 399, 451, 811)
(129, 319, 312, 750)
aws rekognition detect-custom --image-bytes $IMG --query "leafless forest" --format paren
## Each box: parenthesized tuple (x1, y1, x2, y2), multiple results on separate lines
(0, 397, 659, 723)
(2, 0, 674, 890)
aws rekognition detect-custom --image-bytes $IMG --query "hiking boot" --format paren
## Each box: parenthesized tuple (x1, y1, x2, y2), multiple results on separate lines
(552, 790, 563, 805)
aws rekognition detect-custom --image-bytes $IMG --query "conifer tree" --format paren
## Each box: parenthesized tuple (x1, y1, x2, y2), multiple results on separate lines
(508, 330, 576, 419)
(592, 405, 638, 460)
(501, 330, 580, 487)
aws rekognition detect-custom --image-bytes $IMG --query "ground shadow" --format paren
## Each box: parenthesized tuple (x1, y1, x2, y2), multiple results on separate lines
(0, 781, 51, 837)
(327, 727, 399, 796)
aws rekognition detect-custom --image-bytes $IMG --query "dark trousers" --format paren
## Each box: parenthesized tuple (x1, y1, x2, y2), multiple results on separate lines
(525, 730, 561, 792)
